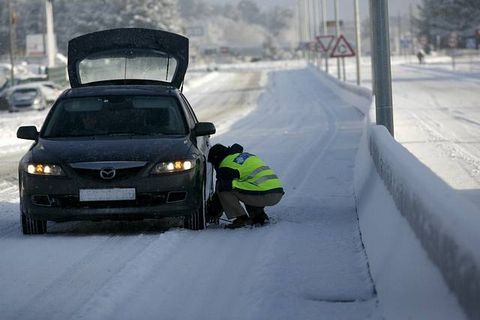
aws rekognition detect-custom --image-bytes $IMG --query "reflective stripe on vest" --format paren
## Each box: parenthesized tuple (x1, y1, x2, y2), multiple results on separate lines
(220, 153, 283, 192)
(252, 174, 279, 186)
(245, 166, 270, 180)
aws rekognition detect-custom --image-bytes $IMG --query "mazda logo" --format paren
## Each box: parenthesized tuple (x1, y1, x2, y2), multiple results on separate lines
(99, 168, 116, 180)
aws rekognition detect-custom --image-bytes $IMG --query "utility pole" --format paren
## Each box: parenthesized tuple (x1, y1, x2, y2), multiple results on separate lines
(370, 0, 394, 136)
(45, 0, 56, 68)
(322, 0, 328, 73)
(307, 0, 315, 64)
(297, 0, 302, 45)
(354, 0, 362, 85)
(409, 4, 415, 56)
(334, 0, 341, 79)
(313, 0, 319, 67)
(7, 0, 16, 86)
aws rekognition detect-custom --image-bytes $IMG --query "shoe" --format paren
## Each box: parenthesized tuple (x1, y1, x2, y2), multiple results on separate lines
(252, 211, 269, 226)
(246, 205, 269, 226)
(225, 215, 253, 229)
(206, 194, 223, 223)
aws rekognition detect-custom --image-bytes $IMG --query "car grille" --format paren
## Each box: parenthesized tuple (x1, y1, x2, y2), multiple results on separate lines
(73, 167, 143, 180)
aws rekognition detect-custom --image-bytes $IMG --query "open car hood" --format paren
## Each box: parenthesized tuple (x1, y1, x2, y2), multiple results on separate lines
(67, 28, 189, 89)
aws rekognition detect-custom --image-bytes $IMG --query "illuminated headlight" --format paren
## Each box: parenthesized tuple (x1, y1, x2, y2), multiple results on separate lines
(26, 164, 64, 176)
(33, 98, 41, 105)
(151, 160, 195, 174)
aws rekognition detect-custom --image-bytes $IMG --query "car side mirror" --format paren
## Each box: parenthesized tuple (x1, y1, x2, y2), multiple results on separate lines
(193, 122, 216, 137)
(17, 126, 39, 140)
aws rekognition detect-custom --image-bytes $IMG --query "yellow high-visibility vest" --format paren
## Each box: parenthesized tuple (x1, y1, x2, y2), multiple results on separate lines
(219, 153, 283, 193)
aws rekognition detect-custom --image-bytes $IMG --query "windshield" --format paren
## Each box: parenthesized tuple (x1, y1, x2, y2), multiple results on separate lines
(42, 95, 187, 138)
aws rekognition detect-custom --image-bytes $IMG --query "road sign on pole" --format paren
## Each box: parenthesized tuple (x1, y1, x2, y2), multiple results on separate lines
(316, 35, 335, 52)
(419, 35, 428, 47)
(330, 35, 356, 58)
(448, 32, 458, 70)
(448, 32, 458, 48)
(315, 38, 327, 53)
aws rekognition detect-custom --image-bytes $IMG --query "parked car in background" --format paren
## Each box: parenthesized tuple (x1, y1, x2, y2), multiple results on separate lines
(8, 85, 46, 112)
(0, 86, 10, 111)
(6, 82, 63, 112)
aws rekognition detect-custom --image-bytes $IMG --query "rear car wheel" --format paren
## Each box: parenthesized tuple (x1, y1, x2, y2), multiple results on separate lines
(21, 211, 47, 235)
(184, 185, 206, 230)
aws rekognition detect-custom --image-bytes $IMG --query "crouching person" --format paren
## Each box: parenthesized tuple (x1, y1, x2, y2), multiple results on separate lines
(207, 143, 284, 229)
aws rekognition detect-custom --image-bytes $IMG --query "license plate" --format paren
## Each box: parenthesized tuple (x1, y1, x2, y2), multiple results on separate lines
(79, 188, 136, 202)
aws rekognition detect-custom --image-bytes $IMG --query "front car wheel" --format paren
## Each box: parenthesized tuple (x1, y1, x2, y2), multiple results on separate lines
(184, 184, 206, 230)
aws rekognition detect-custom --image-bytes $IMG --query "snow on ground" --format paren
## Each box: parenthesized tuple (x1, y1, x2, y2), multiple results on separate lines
(0, 61, 468, 319)
(0, 64, 379, 319)
(0, 109, 48, 155)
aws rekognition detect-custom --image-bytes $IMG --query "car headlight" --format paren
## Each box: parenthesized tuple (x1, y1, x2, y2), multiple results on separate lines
(33, 98, 41, 105)
(26, 164, 64, 176)
(151, 160, 195, 174)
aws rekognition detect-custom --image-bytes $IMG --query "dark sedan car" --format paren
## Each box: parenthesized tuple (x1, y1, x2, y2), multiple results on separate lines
(17, 29, 216, 234)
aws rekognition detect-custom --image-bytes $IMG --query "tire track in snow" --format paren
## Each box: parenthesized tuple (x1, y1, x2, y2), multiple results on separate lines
(408, 109, 480, 182)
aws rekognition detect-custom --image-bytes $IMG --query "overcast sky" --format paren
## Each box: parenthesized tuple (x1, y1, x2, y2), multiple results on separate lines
(207, 0, 422, 20)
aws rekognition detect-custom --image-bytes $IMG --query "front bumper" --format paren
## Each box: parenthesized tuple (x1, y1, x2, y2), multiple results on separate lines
(21, 170, 202, 222)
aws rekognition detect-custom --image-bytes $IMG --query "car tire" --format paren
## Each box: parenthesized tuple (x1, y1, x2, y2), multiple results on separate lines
(184, 184, 206, 230)
(21, 211, 47, 235)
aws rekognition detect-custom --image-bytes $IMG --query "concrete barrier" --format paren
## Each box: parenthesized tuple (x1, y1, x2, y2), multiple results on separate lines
(368, 125, 480, 320)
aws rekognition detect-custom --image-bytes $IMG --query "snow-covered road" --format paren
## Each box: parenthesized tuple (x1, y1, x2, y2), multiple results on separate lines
(0, 65, 380, 319)
(392, 62, 480, 208)
(338, 55, 480, 209)
(0, 61, 470, 319)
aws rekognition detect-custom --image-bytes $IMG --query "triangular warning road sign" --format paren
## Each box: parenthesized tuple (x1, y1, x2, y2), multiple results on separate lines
(330, 35, 355, 58)
(316, 35, 335, 53)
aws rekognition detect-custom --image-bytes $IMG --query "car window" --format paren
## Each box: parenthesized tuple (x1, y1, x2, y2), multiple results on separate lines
(42, 95, 187, 138)
(180, 94, 198, 126)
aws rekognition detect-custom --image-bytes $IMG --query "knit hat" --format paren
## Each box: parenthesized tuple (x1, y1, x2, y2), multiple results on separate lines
(207, 144, 228, 168)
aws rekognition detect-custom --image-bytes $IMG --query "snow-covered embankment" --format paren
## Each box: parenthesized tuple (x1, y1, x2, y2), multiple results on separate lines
(321, 69, 480, 319)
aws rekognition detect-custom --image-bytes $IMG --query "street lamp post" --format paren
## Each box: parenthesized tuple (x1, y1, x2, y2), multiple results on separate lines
(354, 0, 362, 86)
(7, 0, 16, 86)
(322, 0, 328, 73)
(334, 0, 341, 79)
(370, 0, 394, 136)
(45, 0, 56, 68)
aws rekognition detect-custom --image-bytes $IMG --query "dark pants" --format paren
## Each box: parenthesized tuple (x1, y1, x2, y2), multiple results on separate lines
(218, 191, 283, 219)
